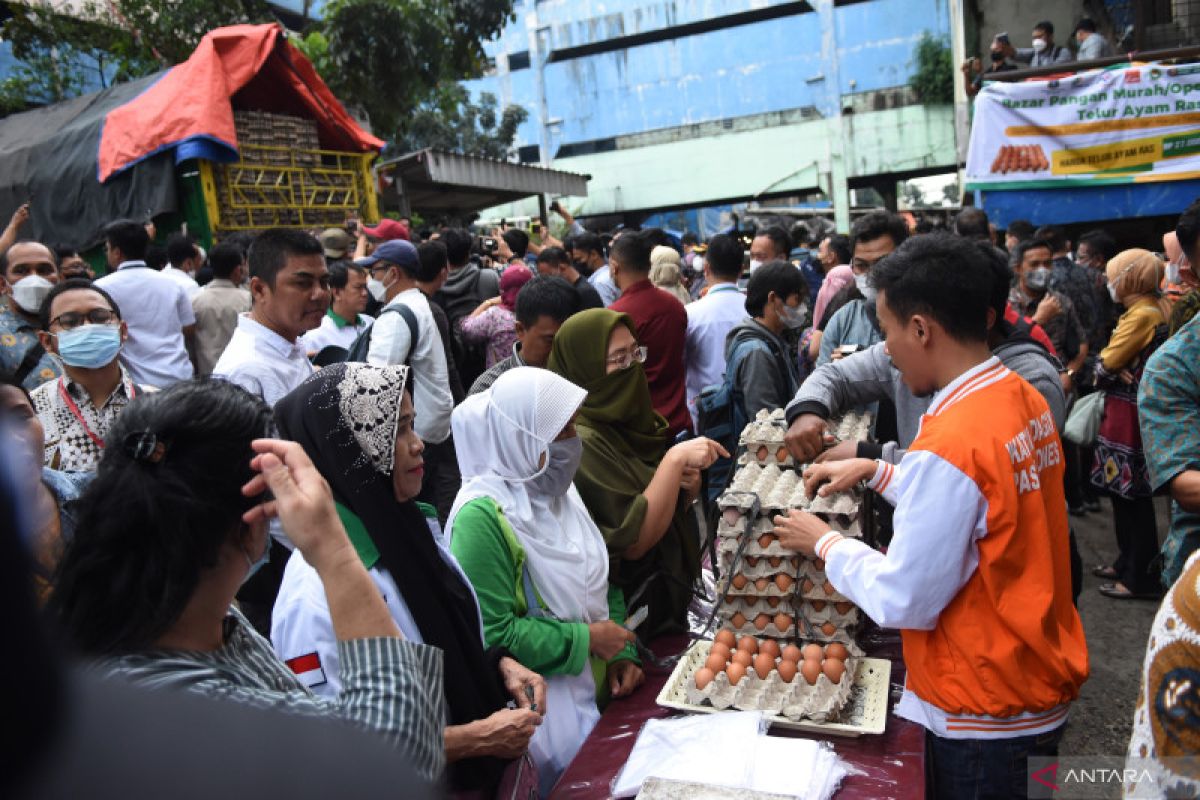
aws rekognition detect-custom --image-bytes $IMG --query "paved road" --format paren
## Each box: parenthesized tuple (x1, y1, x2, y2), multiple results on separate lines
(1059, 496, 1170, 758)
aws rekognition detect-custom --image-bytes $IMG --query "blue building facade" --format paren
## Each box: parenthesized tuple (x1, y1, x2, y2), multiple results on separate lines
(465, 0, 957, 222)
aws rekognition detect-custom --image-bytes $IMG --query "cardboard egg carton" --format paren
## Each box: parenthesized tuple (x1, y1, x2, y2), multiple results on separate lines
(684, 654, 858, 722)
(719, 594, 793, 616)
(739, 409, 793, 467)
(722, 553, 801, 579)
(721, 611, 800, 640)
(797, 598, 859, 626)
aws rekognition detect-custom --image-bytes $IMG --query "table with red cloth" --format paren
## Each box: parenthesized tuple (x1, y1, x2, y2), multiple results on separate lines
(550, 633, 924, 799)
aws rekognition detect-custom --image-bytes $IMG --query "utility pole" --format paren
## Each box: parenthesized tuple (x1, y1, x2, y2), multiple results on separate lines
(815, 0, 850, 232)
(526, 0, 551, 221)
(948, 0, 970, 200)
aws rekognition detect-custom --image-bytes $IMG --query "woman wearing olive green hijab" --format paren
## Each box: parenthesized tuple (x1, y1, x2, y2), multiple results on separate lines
(548, 309, 727, 637)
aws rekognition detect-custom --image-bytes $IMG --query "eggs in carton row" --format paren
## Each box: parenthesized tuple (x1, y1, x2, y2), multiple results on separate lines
(718, 595, 862, 632)
(720, 553, 801, 580)
(687, 634, 858, 722)
(720, 608, 862, 650)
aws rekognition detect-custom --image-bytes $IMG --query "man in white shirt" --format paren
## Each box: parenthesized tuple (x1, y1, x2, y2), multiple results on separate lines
(191, 241, 251, 376)
(362, 239, 456, 518)
(214, 228, 328, 408)
(163, 233, 202, 299)
(300, 261, 373, 358)
(95, 220, 195, 387)
(684, 234, 747, 424)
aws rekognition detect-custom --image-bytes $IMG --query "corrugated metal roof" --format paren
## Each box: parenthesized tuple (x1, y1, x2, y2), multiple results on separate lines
(376, 149, 589, 215)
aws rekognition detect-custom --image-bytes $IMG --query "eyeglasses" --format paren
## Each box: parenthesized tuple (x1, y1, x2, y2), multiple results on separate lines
(605, 345, 648, 370)
(50, 308, 117, 330)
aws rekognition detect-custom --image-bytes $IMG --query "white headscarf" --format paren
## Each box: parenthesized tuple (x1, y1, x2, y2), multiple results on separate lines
(446, 367, 611, 623)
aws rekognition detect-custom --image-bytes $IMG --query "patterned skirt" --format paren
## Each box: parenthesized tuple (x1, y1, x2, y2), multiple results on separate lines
(1091, 391, 1153, 499)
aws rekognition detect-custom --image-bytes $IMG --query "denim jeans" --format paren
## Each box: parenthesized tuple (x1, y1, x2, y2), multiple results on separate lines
(924, 725, 1064, 800)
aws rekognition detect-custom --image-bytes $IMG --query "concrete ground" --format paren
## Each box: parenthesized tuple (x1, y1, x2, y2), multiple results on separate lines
(1059, 496, 1170, 758)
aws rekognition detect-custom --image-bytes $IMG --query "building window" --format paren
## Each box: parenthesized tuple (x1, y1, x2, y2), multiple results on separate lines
(507, 51, 531, 71)
(517, 144, 541, 163)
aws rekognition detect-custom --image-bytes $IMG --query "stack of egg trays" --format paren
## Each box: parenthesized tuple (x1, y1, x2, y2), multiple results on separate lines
(738, 409, 793, 468)
(684, 650, 858, 722)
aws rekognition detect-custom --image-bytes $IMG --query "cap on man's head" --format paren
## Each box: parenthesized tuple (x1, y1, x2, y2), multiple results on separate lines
(358, 239, 419, 272)
(362, 218, 410, 242)
(320, 228, 352, 259)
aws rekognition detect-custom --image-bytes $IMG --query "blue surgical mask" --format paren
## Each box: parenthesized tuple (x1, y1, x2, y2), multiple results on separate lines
(531, 436, 583, 498)
(54, 323, 122, 369)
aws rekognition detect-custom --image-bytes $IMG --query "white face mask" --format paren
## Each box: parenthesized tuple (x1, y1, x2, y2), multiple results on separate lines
(11, 275, 53, 314)
(531, 436, 583, 498)
(1032, 37, 1047, 52)
(1167, 260, 1183, 285)
(748, 259, 763, 273)
(366, 277, 387, 302)
(1107, 282, 1120, 303)
(854, 272, 877, 306)
(778, 299, 808, 329)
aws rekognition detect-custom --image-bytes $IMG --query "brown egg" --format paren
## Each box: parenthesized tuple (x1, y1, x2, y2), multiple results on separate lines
(768, 556, 783, 568)
(791, 557, 801, 569)
(823, 657, 846, 684)
(753, 652, 775, 680)
(694, 667, 715, 689)
(731, 649, 753, 668)
(727, 662, 748, 685)
(810, 600, 826, 612)
(731, 574, 748, 590)
(722, 508, 742, 527)
(753, 613, 771, 631)
(756, 445, 769, 462)
(801, 659, 822, 685)
(758, 533, 775, 548)
(737, 636, 759, 655)
(705, 652, 728, 673)
(776, 446, 789, 463)
(754, 577, 771, 592)
(774, 573, 794, 592)
(834, 602, 853, 615)
(781, 644, 803, 663)
(802, 579, 815, 594)
(826, 642, 850, 661)
(715, 629, 737, 649)
(766, 596, 781, 608)
(815, 558, 825, 571)
(710, 641, 731, 661)
(823, 580, 836, 596)
(745, 556, 759, 568)
(774, 612, 793, 631)
(725, 593, 737, 604)
(777, 659, 798, 683)
(731, 612, 747, 628)
(759, 639, 781, 660)
(821, 622, 837, 636)
(801, 643, 824, 661)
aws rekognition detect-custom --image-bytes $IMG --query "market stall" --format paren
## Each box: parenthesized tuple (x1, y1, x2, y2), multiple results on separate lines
(553, 410, 923, 798)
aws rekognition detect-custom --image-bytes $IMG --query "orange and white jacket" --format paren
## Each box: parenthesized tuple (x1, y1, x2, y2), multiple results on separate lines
(815, 357, 1089, 739)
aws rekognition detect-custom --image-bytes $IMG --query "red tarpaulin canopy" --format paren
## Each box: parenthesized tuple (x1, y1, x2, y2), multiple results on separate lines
(98, 23, 383, 182)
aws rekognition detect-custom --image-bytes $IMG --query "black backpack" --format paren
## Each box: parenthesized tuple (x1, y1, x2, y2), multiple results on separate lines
(436, 266, 500, 388)
(344, 303, 420, 366)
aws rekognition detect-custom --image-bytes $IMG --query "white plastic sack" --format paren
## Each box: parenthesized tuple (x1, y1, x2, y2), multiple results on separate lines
(1063, 391, 1104, 446)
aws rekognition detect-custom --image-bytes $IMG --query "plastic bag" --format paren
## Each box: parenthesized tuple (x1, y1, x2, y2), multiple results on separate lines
(1063, 391, 1104, 446)
(611, 711, 765, 797)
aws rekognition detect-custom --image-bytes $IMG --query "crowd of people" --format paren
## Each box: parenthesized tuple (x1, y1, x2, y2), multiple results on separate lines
(4, 193, 1200, 798)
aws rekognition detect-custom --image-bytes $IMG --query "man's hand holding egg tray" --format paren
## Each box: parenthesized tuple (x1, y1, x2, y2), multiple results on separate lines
(773, 459, 876, 557)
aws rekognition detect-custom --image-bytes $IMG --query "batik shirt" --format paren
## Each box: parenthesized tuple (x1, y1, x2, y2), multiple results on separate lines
(31, 366, 143, 471)
(1049, 256, 1100, 346)
(1139, 312, 1200, 586)
(0, 300, 60, 390)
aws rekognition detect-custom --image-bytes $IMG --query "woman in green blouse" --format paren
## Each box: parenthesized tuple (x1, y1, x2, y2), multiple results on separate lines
(447, 366, 642, 794)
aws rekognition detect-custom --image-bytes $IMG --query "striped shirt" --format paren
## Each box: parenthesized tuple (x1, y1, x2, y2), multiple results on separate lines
(98, 607, 447, 781)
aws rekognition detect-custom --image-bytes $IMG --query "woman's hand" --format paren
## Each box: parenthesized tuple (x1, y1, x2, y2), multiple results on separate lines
(447, 709, 542, 760)
(470, 296, 502, 317)
(680, 466, 701, 501)
(241, 439, 347, 571)
(668, 437, 729, 472)
(608, 660, 644, 698)
(498, 657, 547, 716)
(588, 620, 635, 661)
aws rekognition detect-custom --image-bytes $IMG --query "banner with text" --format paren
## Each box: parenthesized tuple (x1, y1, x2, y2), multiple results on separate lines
(966, 63, 1200, 190)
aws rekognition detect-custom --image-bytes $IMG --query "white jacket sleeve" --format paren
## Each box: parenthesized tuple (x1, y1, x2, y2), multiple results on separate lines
(814, 450, 987, 630)
(366, 308, 411, 367)
(271, 559, 344, 699)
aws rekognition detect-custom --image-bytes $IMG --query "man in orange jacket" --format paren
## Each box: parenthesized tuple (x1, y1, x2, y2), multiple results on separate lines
(775, 233, 1088, 799)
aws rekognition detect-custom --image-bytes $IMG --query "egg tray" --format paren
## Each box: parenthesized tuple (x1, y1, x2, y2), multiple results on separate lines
(718, 594, 794, 616)
(657, 641, 890, 736)
(725, 554, 801, 579)
(718, 614, 863, 654)
(719, 464, 863, 520)
(716, 593, 861, 629)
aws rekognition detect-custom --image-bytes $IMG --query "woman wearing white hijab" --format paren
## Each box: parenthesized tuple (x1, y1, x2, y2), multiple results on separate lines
(447, 367, 644, 794)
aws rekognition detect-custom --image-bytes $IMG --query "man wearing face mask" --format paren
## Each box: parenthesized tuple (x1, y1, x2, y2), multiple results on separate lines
(748, 226, 791, 277)
(818, 211, 909, 366)
(0, 240, 62, 390)
(1010, 240, 1088, 395)
(724, 261, 806, 424)
(1010, 21, 1072, 68)
(963, 34, 1019, 98)
(31, 279, 148, 472)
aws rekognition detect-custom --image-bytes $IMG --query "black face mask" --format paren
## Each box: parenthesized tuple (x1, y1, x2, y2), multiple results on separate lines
(572, 259, 588, 272)
(990, 50, 1005, 63)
